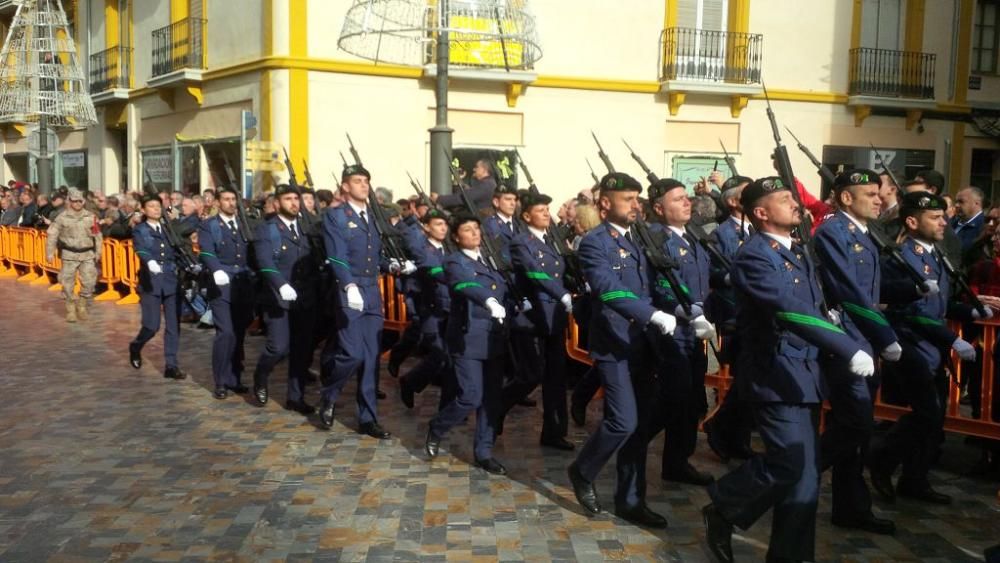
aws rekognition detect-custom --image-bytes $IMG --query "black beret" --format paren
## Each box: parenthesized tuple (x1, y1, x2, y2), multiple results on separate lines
(520, 192, 552, 210)
(721, 176, 753, 193)
(915, 169, 945, 191)
(449, 210, 480, 231)
(274, 183, 300, 197)
(832, 168, 881, 193)
(420, 208, 448, 224)
(740, 176, 790, 210)
(599, 172, 642, 193)
(493, 183, 518, 197)
(648, 178, 686, 201)
(899, 190, 947, 216)
(341, 164, 371, 181)
(140, 194, 160, 207)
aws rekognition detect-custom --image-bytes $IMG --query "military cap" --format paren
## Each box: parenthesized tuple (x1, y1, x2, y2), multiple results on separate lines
(420, 207, 448, 224)
(140, 193, 160, 207)
(341, 164, 371, 181)
(721, 175, 753, 193)
(899, 190, 947, 217)
(740, 176, 790, 210)
(599, 172, 642, 193)
(648, 178, 686, 201)
(66, 188, 85, 201)
(915, 169, 946, 192)
(449, 210, 480, 231)
(520, 191, 552, 211)
(383, 202, 402, 219)
(273, 183, 300, 197)
(493, 182, 518, 197)
(832, 168, 880, 193)
(216, 184, 239, 197)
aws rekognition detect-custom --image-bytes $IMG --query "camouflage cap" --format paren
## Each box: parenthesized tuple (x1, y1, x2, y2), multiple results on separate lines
(67, 188, 85, 202)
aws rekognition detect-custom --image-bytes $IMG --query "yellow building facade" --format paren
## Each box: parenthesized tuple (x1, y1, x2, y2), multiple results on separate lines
(3, 0, 999, 204)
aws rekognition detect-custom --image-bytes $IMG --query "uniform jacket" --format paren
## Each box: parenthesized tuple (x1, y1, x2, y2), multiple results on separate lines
(648, 222, 711, 346)
(254, 216, 320, 310)
(132, 221, 179, 297)
(198, 214, 254, 302)
(46, 207, 101, 261)
(322, 203, 386, 315)
(510, 229, 569, 336)
(444, 250, 509, 360)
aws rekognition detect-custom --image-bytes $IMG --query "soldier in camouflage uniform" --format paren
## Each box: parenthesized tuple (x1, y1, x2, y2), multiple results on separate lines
(46, 188, 102, 322)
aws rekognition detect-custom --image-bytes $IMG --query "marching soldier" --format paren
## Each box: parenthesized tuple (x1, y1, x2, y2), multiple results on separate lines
(499, 192, 575, 451)
(399, 208, 453, 410)
(703, 176, 756, 462)
(128, 195, 187, 380)
(645, 178, 717, 486)
(251, 184, 321, 413)
(867, 191, 984, 505)
(198, 185, 254, 400)
(320, 164, 411, 438)
(482, 183, 521, 249)
(702, 177, 874, 563)
(424, 212, 510, 475)
(46, 188, 101, 323)
(566, 173, 677, 529)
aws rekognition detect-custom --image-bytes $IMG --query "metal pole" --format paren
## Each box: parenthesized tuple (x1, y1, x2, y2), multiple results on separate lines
(429, 0, 453, 196)
(37, 115, 52, 194)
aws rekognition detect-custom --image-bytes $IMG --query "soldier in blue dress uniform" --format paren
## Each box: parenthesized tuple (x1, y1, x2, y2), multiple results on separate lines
(702, 177, 874, 563)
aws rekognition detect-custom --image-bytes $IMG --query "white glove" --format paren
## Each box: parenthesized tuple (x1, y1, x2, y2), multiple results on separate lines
(649, 310, 677, 336)
(880, 342, 903, 362)
(147, 260, 162, 275)
(848, 350, 876, 378)
(213, 270, 230, 286)
(952, 338, 977, 361)
(400, 260, 417, 275)
(691, 315, 717, 341)
(388, 259, 402, 274)
(673, 303, 704, 321)
(560, 293, 573, 312)
(345, 285, 364, 311)
(973, 305, 994, 320)
(519, 298, 533, 313)
(279, 283, 298, 302)
(486, 297, 507, 320)
(919, 280, 940, 296)
(827, 309, 842, 326)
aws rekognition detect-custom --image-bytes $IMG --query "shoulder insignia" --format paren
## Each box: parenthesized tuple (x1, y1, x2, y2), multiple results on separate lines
(769, 239, 780, 250)
(914, 244, 924, 255)
(609, 227, 619, 239)
(847, 222, 856, 233)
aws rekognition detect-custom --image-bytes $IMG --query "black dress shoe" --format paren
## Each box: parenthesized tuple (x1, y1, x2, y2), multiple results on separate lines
(567, 463, 602, 515)
(253, 384, 268, 406)
(319, 401, 335, 429)
(399, 378, 415, 409)
(227, 384, 249, 394)
(163, 367, 187, 380)
(517, 397, 537, 407)
(831, 513, 896, 535)
(540, 435, 575, 451)
(359, 422, 391, 439)
(476, 457, 508, 475)
(425, 429, 440, 458)
(213, 387, 228, 400)
(387, 360, 401, 379)
(867, 460, 896, 503)
(662, 462, 715, 486)
(615, 504, 668, 529)
(285, 399, 316, 415)
(128, 343, 142, 370)
(570, 401, 587, 427)
(702, 504, 734, 563)
(896, 482, 952, 505)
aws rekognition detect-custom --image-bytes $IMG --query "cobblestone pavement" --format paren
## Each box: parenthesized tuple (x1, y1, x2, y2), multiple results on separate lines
(1, 281, 998, 562)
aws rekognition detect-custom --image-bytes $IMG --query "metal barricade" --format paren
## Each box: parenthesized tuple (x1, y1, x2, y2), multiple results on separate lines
(94, 238, 123, 301)
(0, 226, 17, 278)
(115, 239, 141, 305)
(9, 227, 40, 282)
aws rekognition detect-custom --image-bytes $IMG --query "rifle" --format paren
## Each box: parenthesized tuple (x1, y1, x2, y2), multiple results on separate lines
(515, 150, 585, 294)
(280, 146, 319, 241)
(785, 126, 836, 201)
(590, 133, 694, 318)
(221, 152, 256, 242)
(763, 85, 814, 245)
(936, 247, 988, 317)
(142, 167, 202, 275)
(407, 171, 456, 253)
(281, 147, 300, 189)
(870, 143, 901, 193)
(622, 138, 732, 271)
(719, 139, 739, 177)
(302, 159, 315, 189)
(586, 158, 600, 185)
(345, 134, 409, 263)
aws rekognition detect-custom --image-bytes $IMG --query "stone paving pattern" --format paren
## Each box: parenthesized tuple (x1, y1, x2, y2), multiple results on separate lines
(0, 282, 998, 562)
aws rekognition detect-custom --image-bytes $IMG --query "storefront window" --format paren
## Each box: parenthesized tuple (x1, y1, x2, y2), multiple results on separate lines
(179, 144, 201, 196)
(59, 151, 87, 190)
(141, 148, 172, 192)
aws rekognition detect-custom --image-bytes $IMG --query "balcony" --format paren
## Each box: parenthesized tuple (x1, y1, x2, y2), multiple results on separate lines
(848, 47, 937, 127)
(149, 18, 206, 106)
(89, 46, 132, 103)
(657, 27, 764, 116)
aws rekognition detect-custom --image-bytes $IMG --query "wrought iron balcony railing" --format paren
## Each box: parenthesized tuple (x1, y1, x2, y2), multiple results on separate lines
(659, 27, 763, 84)
(849, 47, 936, 99)
(151, 17, 206, 78)
(89, 46, 132, 93)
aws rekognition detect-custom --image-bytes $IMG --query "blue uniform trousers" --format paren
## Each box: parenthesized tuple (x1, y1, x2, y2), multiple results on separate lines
(649, 331, 708, 471)
(708, 403, 820, 562)
(429, 355, 502, 461)
(320, 309, 382, 425)
(501, 329, 569, 438)
(403, 326, 454, 410)
(254, 304, 317, 403)
(132, 290, 181, 369)
(209, 279, 254, 389)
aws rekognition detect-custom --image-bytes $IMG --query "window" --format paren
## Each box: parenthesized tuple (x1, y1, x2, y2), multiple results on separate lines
(677, 0, 728, 31)
(973, 0, 999, 74)
(860, 0, 902, 50)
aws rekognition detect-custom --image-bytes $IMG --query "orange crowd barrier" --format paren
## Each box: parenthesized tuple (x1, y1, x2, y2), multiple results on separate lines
(95, 238, 123, 301)
(0, 226, 16, 279)
(115, 239, 140, 305)
(381, 274, 408, 334)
